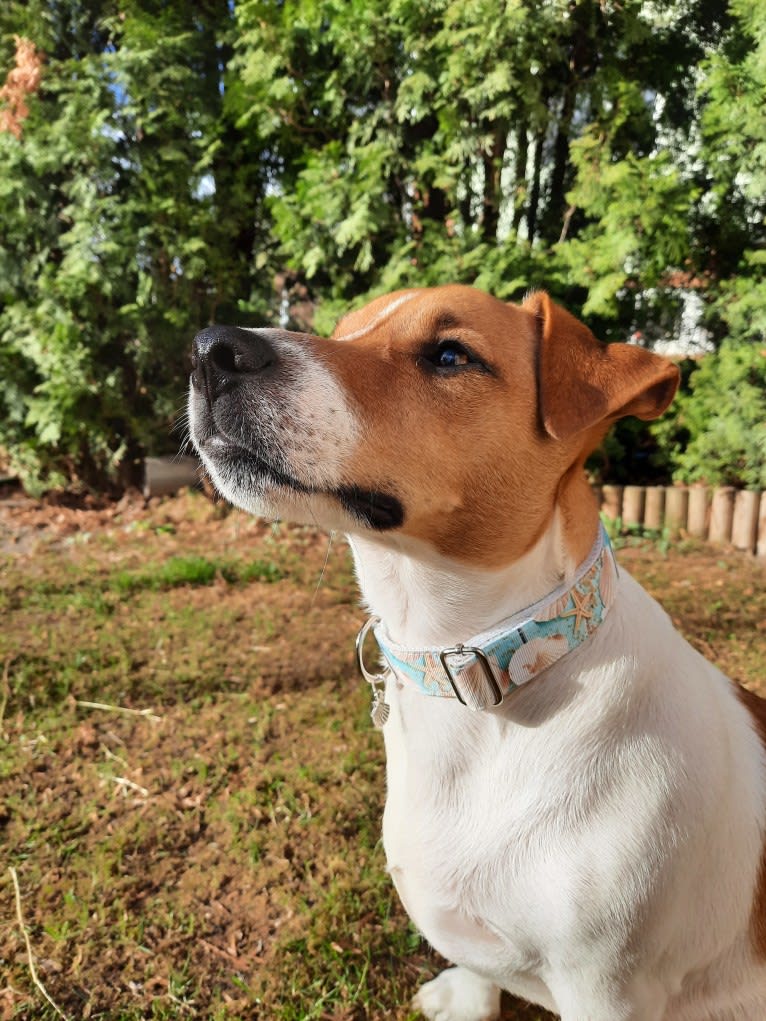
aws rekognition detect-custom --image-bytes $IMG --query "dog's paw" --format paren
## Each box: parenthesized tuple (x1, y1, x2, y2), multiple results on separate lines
(412, 967, 501, 1021)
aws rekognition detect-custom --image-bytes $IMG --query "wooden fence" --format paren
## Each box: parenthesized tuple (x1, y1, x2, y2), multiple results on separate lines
(595, 485, 766, 556)
(144, 458, 766, 558)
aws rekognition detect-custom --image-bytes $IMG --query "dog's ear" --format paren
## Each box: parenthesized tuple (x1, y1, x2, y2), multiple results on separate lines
(524, 291, 680, 441)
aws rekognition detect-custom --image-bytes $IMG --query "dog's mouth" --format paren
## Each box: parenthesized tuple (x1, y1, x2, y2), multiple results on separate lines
(200, 432, 307, 492)
(199, 432, 404, 532)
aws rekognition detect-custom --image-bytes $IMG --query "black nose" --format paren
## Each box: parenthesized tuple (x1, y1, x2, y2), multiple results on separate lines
(191, 326, 277, 402)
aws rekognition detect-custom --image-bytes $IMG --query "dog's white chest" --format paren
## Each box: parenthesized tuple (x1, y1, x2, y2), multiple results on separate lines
(377, 595, 766, 1019)
(379, 684, 567, 987)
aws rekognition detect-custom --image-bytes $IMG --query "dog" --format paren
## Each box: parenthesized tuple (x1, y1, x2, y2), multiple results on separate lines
(189, 285, 766, 1020)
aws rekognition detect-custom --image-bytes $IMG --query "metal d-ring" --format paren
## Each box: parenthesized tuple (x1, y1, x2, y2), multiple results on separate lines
(355, 616, 390, 729)
(355, 615, 387, 686)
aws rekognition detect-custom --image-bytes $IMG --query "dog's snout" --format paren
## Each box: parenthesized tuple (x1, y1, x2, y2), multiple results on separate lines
(191, 326, 277, 401)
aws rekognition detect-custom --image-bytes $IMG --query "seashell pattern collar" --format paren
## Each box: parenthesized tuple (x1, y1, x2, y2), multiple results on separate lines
(362, 526, 618, 714)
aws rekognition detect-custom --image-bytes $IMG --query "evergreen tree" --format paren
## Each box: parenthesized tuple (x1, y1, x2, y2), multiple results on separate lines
(0, 0, 764, 491)
(0, 1, 264, 491)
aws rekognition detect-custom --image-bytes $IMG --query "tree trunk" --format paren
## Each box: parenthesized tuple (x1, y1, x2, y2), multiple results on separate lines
(542, 89, 575, 243)
(512, 121, 529, 232)
(405, 112, 450, 229)
(527, 131, 544, 243)
(481, 125, 506, 242)
(459, 166, 474, 230)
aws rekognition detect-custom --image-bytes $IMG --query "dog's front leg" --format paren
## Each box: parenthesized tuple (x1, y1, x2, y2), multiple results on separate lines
(412, 967, 501, 1021)
(551, 972, 669, 1021)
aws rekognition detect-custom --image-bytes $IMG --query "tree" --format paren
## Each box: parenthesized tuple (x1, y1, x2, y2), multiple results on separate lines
(0, 0, 267, 492)
(560, 0, 765, 345)
(1, 0, 764, 492)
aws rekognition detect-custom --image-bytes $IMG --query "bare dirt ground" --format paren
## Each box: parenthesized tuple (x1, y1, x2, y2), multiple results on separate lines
(0, 487, 764, 1021)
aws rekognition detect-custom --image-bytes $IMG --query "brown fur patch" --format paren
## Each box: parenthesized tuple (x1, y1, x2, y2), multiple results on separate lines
(325, 286, 562, 566)
(524, 290, 679, 440)
(317, 285, 675, 568)
(735, 683, 766, 956)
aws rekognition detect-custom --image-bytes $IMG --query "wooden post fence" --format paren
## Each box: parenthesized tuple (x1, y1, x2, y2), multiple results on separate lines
(595, 484, 765, 556)
(140, 458, 766, 557)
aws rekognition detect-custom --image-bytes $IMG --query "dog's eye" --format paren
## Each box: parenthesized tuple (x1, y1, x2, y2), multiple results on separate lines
(419, 339, 490, 376)
(436, 343, 469, 368)
(429, 341, 472, 369)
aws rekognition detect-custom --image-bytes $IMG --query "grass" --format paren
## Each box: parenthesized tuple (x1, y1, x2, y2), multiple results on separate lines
(111, 554, 285, 593)
(600, 513, 672, 555)
(0, 489, 764, 1020)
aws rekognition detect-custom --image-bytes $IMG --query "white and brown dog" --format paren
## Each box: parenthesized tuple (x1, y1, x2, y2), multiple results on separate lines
(189, 286, 766, 1020)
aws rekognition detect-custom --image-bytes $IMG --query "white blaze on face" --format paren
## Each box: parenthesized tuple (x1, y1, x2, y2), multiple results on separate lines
(269, 333, 359, 486)
(334, 291, 419, 342)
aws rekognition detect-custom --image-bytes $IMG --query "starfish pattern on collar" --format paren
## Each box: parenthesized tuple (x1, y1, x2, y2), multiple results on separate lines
(561, 586, 595, 634)
(362, 526, 619, 713)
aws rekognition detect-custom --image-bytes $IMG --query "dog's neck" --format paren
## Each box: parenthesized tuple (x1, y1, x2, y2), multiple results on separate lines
(348, 509, 599, 649)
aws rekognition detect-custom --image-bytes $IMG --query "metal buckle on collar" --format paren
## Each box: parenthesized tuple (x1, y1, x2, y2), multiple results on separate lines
(439, 644, 504, 708)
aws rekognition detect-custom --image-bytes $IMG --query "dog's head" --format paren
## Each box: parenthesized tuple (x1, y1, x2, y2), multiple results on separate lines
(188, 286, 678, 567)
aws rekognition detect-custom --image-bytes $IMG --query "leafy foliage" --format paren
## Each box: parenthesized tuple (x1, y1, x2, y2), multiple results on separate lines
(0, 1, 267, 493)
(652, 342, 766, 488)
(0, 0, 764, 491)
(0, 34, 42, 137)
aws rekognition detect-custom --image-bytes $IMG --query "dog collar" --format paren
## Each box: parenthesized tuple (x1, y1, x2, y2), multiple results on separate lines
(356, 526, 618, 718)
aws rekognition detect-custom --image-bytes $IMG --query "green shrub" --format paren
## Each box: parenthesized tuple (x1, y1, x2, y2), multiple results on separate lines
(652, 342, 766, 488)
(0, 12, 270, 496)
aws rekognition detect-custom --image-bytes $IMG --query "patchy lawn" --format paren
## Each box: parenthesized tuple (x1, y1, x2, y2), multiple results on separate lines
(1, 490, 764, 1021)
